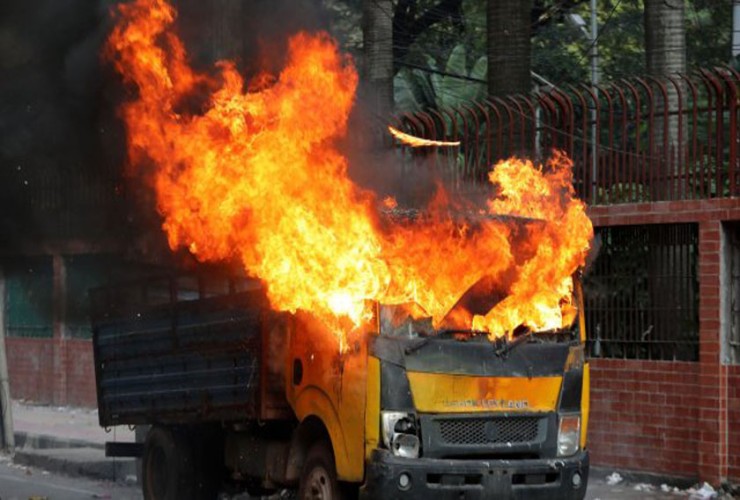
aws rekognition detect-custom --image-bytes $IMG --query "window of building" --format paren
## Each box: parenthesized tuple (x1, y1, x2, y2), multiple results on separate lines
(584, 224, 699, 361)
(4, 256, 54, 338)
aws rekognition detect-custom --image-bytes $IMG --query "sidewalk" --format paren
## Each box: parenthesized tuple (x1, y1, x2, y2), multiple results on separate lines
(9, 399, 137, 483)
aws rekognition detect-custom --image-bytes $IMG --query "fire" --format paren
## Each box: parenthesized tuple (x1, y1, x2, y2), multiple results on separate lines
(388, 125, 461, 147)
(106, 0, 593, 340)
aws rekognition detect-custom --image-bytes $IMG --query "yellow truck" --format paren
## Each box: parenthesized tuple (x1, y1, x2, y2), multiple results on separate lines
(92, 271, 589, 499)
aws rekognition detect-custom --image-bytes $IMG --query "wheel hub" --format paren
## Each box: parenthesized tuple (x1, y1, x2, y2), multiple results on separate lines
(304, 465, 332, 500)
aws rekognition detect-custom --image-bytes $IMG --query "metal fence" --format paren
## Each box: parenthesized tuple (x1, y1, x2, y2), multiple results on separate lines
(390, 67, 739, 204)
(583, 224, 699, 361)
(728, 223, 740, 364)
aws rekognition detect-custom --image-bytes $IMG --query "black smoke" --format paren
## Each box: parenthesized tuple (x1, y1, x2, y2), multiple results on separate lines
(0, 0, 331, 257)
(0, 0, 122, 250)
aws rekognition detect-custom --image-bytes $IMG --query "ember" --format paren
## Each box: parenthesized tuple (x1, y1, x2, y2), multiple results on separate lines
(106, 0, 593, 340)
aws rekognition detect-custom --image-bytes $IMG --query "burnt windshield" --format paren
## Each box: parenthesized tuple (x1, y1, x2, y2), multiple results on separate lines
(378, 303, 578, 343)
(379, 302, 434, 338)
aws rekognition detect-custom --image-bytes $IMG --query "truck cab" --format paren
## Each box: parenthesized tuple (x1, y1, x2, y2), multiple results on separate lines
(287, 284, 589, 500)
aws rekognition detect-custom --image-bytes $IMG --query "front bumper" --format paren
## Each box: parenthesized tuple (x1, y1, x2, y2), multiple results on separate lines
(359, 449, 589, 500)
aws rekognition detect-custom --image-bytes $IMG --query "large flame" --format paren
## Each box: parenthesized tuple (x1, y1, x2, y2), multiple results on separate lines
(106, 0, 593, 340)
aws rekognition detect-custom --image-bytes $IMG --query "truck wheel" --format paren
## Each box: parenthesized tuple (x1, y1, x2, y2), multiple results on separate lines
(298, 441, 341, 500)
(142, 426, 196, 500)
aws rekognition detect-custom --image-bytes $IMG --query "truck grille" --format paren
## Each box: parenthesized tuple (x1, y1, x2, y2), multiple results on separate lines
(437, 416, 540, 445)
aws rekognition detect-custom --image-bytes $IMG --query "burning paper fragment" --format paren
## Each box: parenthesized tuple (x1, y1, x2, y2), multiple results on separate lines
(388, 126, 461, 147)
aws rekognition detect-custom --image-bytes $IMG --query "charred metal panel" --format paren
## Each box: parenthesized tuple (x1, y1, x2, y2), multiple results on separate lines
(93, 289, 272, 427)
(380, 361, 414, 411)
(371, 336, 572, 377)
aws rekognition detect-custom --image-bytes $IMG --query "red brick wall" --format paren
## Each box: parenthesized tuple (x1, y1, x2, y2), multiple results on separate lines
(60, 339, 97, 407)
(588, 359, 701, 478)
(5, 337, 55, 404)
(5, 337, 97, 408)
(588, 199, 740, 226)
(586, 198, 740, 484)
(728, 366, 740, 482)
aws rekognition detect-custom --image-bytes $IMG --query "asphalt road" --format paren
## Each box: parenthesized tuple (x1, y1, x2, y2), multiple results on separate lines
(0, 455, 694, 500)
(0, 458, 141, 500)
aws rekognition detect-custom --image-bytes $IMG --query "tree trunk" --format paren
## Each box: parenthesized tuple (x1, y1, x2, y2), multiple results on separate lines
(487, 0, 533, 158)
(363, 0, 394, 118)
(644, 0, 686, 200)
(487, 0, 533, 98)
(645, 0, 686, 77)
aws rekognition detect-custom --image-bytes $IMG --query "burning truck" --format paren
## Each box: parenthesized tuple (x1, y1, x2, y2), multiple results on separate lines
(92, 0, 595, 498)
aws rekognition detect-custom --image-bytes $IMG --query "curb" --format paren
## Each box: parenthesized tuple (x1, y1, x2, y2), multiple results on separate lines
(13, 431, 105, 450)
(11, 431, 137, 483)
(13, 447, 136, 483)
(13, 448, 136, 483)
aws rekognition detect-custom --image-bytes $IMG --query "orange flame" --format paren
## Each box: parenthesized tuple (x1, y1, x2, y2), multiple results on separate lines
(106, 0, 593, 340)
(388, 125, 461, 147)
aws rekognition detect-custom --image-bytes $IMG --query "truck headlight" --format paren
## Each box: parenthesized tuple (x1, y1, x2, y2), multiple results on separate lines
(381, 411, 420, 458)
(557, 414, 581, 457)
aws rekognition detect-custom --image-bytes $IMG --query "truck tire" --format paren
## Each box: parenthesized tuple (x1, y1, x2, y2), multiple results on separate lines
(142, 426, 196, 500)
(298, 441, 342, 500)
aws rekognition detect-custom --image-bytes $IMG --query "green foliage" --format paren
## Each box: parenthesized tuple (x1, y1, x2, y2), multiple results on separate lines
(596, 182, 650, 204)
(327, 0, 733, 109)
(532, 0, 646, 84)
(321, 0, 364, 59)
(688, 155, 732, 198)
(400, 0, 487, 68)
(394, 44, 487, 111)
(686, 0, 732, 68)
(533, 0, 734, 85)
(532, 22, 589, 84)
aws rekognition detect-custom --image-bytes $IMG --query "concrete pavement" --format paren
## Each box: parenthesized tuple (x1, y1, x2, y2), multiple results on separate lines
(10, 400, 137, 483)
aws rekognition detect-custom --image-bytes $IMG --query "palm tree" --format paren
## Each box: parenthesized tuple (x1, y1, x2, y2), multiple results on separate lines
(487, 0, 534, 158)
(645, 0, 686, 78)
(644, 0, 686, 199)
(363, 0, 394, 117)
(487, 0, 534, 98)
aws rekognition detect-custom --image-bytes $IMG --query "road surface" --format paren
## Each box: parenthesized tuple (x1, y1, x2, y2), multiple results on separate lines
(0, 454, 697, 500)
(0, 456, 141, 500)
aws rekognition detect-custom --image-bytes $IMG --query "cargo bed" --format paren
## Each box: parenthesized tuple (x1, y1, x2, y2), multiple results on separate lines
(91, 275, 291, 428)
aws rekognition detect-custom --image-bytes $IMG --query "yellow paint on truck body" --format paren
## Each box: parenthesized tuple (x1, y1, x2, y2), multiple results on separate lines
(581, 362, 590, 447)
(364, 356, 381, 460)
(407, 372, 563, 413)
(285, 314, 368, 482)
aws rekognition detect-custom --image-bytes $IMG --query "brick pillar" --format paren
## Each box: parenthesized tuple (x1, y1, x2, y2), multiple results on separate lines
(697, 220, 728, 483)
(52, 254, 68, 406)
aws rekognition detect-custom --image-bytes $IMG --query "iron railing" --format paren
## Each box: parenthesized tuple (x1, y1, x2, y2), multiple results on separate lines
(390, 67, 740, 205)
(583, 224, 699, 361)
(729, 223, 740, 364)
